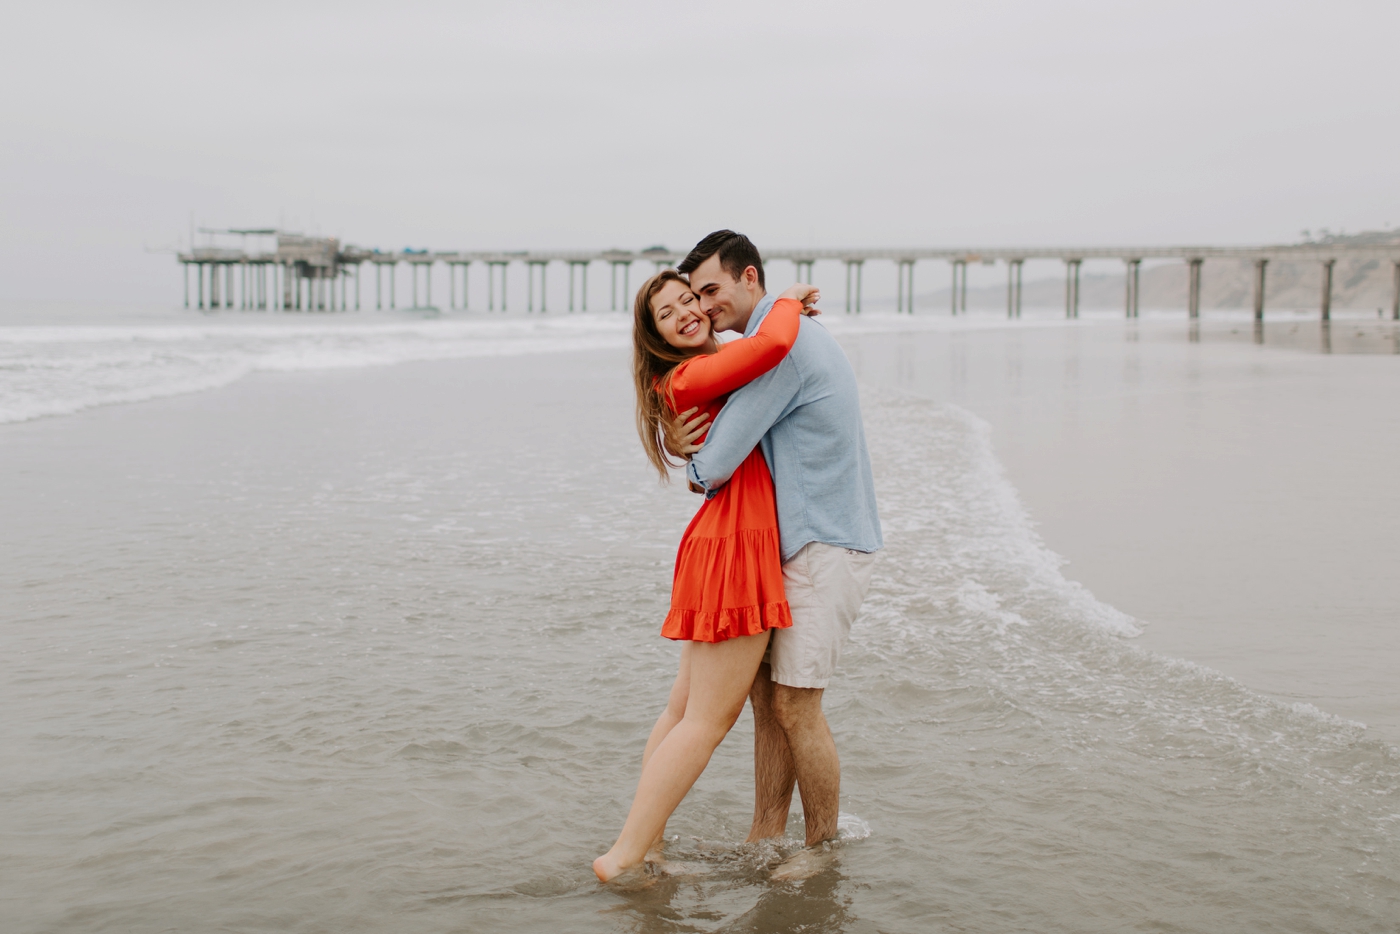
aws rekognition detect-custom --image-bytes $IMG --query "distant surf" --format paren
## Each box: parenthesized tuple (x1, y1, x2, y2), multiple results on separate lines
(0, 316, 632, 425)
(0, 310, 1127, 426)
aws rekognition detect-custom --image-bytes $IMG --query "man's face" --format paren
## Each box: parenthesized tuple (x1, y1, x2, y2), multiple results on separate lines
(688, 254, 761, 333)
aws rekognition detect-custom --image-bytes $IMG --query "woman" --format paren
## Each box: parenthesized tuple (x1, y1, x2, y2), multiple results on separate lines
(593, 270, 818, 882)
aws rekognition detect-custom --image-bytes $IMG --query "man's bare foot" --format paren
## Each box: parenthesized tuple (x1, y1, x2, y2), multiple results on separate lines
(770, 846, 837, 882)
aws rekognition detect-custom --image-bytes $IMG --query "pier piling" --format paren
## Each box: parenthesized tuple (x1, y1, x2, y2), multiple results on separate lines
(487, 261, 508, 311)
(568, 260, 589, 312)
(1065, 259, 1082, 318)
(844, 260, 864, 313)
(527, 260, 549, 312)
(949, 260, 969, 315)
(608, 260, 632, 311)
(1320, 259, 1335, 321)
(896, 260, 915, 313)
(1125, 259, 1141, 318)
(1187, 258, 1203, 319)
(1252, 258, 1268, 321)
(1393, 262, 1400, 321)
(1007, 259, 1024, 318)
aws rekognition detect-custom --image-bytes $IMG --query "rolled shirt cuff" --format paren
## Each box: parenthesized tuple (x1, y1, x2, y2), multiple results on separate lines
(686, 460, 719, 499)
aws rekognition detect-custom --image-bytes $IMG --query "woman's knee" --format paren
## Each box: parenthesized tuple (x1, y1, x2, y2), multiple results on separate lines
(683, 704, 743, 744)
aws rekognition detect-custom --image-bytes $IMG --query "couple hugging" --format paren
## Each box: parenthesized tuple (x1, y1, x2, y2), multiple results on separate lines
(593, 230, 883, 883)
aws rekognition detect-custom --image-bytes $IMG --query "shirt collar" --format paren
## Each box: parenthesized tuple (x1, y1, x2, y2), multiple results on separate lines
(742, 292, 778, 338)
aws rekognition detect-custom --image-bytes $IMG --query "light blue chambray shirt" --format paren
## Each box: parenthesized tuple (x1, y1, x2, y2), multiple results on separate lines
(686, 293, 883, 562)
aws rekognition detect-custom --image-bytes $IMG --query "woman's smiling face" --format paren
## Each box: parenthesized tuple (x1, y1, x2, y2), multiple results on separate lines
(650, 278, 711, 350)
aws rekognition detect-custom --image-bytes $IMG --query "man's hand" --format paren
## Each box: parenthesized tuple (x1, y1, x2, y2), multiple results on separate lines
(664, 406, 710, 459)
(780, 283, 822, 315)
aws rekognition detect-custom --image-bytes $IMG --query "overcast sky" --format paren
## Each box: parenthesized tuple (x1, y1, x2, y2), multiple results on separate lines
(3, 0, 1397, 304)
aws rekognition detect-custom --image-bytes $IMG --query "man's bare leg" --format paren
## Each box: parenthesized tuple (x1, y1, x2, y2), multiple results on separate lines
(746, 662, 797, 841)
(771, 683, 840, 846)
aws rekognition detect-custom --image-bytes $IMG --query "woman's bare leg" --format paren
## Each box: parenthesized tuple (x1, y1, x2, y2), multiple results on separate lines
(641, 644, 690, 858)
(594, 630, 770, 882)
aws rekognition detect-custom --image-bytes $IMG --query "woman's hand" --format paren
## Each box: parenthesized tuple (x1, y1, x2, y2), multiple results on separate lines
(780, 283, 821, 315)
(664, 406, 710, 459)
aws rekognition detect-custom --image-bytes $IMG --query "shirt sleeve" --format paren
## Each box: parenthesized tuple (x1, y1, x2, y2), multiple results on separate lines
(686, 339, 804, 496)
(667, 298, 803, 411)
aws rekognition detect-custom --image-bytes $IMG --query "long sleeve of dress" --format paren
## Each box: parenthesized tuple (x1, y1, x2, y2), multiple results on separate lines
(666, 298, 804, 412)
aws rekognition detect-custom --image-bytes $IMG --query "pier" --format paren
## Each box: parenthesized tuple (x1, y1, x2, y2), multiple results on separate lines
(179, 233, 1400, 321)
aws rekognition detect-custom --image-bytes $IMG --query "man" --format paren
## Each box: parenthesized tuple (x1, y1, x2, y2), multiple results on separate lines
(672, 230, 882, 871)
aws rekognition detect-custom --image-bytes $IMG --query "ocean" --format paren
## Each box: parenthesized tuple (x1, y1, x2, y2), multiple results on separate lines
(2, 304, 1398, 932)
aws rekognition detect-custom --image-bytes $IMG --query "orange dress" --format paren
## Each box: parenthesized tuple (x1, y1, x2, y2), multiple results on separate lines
(660, 298, 803, 643)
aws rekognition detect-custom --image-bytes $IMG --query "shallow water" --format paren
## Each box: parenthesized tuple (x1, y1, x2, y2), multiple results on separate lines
(839, 315, 1400, 738)
(2, 316, 1399, 932)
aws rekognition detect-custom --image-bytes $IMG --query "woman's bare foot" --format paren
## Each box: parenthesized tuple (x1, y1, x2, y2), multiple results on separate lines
(593, 851, 637, 883)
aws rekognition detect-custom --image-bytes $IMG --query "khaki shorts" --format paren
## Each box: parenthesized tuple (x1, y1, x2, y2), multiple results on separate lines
(766, 542, 878, 689)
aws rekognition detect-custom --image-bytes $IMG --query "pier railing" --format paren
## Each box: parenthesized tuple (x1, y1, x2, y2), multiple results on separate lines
(178, 236, 1400, 322)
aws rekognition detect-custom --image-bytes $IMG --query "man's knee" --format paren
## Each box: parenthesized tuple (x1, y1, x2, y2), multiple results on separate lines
(771, 684, 823, 733)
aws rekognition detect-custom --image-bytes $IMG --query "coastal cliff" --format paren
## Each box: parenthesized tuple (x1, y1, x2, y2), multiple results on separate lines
(929, 231, 1400, 313)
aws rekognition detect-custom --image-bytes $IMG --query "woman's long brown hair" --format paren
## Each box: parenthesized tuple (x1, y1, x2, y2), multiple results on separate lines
(632, 269, 709, 481)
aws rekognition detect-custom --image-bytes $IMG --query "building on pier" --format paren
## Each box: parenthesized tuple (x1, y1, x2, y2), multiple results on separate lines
(178, 230, 1400, 322)
(181, 229, 373, 312)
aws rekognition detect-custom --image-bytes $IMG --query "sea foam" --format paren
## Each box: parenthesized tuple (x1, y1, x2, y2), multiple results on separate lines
(0, 315, 632, 425)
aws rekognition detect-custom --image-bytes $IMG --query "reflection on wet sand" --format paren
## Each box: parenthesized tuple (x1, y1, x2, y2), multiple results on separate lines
(609, 865, 856, 934)
(1177, 316, 1398, 354)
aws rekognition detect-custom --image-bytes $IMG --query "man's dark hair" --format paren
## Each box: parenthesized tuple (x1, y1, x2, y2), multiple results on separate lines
(677, 230, 765, 289)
